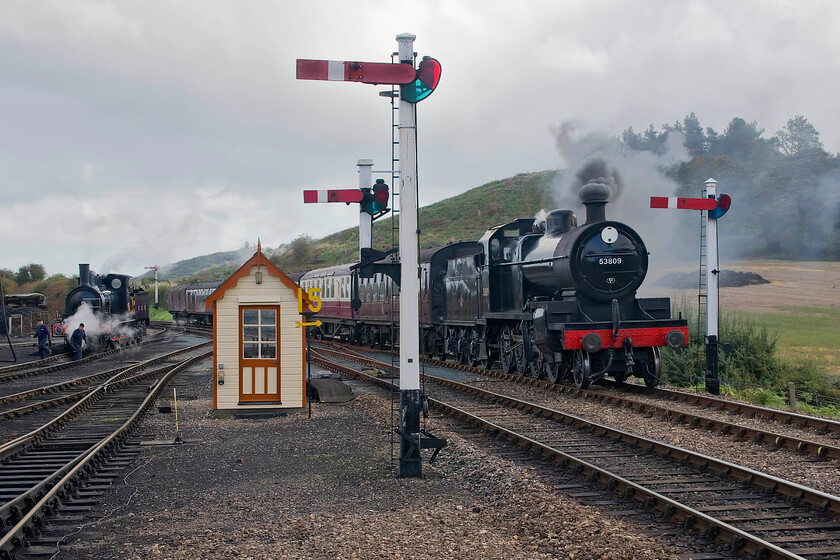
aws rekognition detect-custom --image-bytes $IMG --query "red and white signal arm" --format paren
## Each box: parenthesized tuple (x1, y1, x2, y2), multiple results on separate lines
(650, 197, 717, 210)
(303, 189, 364, 204)
(650, 195, 731, 218)
(296, 59, 416, 84)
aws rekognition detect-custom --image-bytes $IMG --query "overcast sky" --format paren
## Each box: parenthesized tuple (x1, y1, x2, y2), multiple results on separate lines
(2, 0, 838, 278)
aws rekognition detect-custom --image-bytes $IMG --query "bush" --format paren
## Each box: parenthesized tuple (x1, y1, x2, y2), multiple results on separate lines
(660, 300, 840, 414)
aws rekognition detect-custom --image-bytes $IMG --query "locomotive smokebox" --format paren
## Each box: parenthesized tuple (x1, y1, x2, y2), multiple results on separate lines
(580, 182, 610, 224)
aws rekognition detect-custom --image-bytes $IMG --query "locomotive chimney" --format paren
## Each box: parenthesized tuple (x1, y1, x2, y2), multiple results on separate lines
(79, 264, 91, 287)
(580, 182, 610, 224)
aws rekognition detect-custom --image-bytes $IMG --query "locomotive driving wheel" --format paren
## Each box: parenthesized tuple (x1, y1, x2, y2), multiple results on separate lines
(572, 350, 592, 390)
(637, 347, 662, 389)
(513, 330, 526, 377)
(438, 327, 449, 361)
(543, 359, 560, 383)
(475, 349, 489, 370)
(457, 328, 475, 366)
(498, 326, 516, 374)
(517, 348, 540, 378)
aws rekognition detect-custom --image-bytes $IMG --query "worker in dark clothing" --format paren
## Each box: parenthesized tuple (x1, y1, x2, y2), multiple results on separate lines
(70, 323, 86, 361)
(34, 319, 52, 359)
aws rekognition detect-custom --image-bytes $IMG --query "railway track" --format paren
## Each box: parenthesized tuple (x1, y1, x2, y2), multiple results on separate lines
(0, 326, 168, 382)
(312, 347, 840, 559)
(0, 341, 212, 436)
(0, 336, 208, 444)
(0, 343, 211, 559)
(322, 342, 840, 462)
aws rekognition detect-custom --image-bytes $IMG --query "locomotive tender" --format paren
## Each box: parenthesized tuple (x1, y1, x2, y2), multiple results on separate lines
(53, 264, 149, 350)
(300, 181, 688, 389)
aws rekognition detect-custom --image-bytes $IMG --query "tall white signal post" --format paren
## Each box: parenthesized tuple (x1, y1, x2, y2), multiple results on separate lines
(395, 33, 423, 478)
(296, 34, 442, 477)
(650, 180, 731, 394)
(145, 265, 160, 308)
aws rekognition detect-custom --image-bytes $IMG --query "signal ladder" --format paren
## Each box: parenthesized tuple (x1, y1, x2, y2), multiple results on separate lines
(383, 77, 402, 467)
(696, 193, 710, 386)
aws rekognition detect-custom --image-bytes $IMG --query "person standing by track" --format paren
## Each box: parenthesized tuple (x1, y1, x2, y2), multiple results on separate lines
(34, 319, 51, 359)
(70, 323, 86, 360)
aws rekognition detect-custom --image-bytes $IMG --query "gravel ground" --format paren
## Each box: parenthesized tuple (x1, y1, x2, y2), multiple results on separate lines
(48, 361, 703, 560)
(465, 376, 840, 497)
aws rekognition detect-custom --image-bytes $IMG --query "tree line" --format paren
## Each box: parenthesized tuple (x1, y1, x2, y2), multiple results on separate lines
(622, 114, 840, 259)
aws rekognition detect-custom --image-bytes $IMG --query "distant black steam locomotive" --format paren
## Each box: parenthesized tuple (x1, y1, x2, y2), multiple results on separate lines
(300, 172, 688, 389)
(53, 264, 149, 351)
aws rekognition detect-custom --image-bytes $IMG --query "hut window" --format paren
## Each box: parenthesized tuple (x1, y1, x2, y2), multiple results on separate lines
(242, 308, 277, 359)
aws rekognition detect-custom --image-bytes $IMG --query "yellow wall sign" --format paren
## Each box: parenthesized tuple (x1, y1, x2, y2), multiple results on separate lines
(298, 287, 322, 314)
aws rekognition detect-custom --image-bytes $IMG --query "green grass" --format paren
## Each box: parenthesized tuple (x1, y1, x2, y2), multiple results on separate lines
(732, 306, 840, 374)
(149, 307, 172, 321)
(662, 301, 840, 417)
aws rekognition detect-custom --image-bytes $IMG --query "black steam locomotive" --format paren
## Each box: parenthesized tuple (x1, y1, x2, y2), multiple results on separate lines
(53, 264, 149, 350)
(300, 176, 688, 389)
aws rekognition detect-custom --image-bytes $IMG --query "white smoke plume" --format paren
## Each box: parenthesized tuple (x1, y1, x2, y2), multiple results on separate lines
(62, 302, 138, 346)
(533, 209, 549, 231)
(550, 120, 695, 289)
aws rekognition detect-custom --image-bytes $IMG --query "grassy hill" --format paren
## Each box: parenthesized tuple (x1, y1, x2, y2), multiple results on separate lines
(145, 170, 561, 282)
(139, 250, 250, 282)
(276, 170, 560, 272)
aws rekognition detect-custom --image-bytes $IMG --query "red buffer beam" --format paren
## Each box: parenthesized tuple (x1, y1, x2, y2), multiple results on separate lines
(650, 197, 717, 210)
(303, 189, 364, 204)
(296, 59, 416, 84)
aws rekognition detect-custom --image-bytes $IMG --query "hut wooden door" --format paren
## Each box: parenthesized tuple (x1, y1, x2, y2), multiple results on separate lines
(239, 306, 281, 402)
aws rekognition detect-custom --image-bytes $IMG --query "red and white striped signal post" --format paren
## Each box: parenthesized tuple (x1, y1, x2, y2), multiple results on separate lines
(297, 34, 440, 478)
(651, 178, 731, 395)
